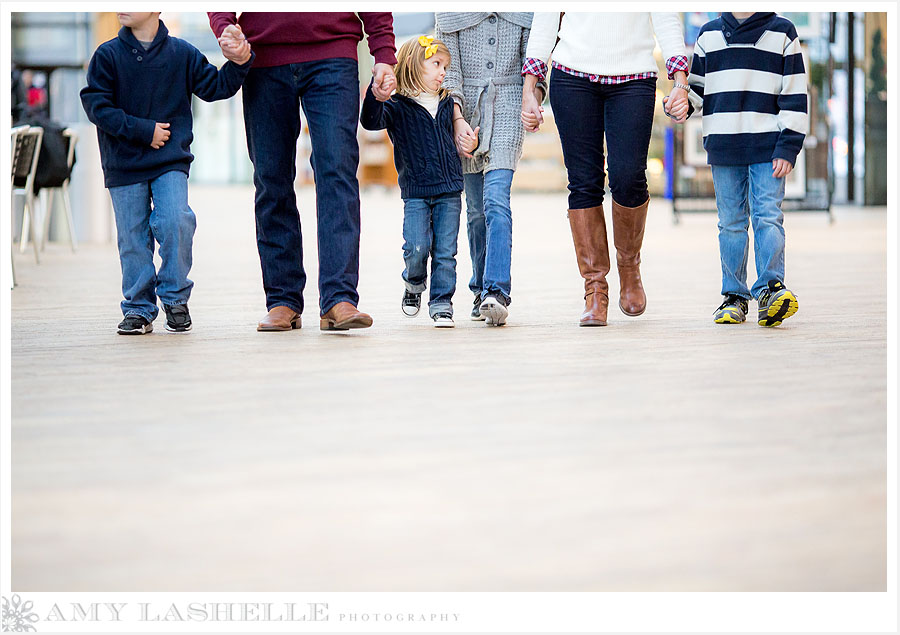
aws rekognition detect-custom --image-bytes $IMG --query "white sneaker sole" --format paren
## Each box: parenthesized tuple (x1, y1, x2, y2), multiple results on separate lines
(433, 318, 455, 328)
(479, 298, 508, 326)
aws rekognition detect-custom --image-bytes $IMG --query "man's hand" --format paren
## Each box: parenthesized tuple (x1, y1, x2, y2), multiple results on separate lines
(371, 63, 396, 101)
(521, 85, 544, 133)
(151, 122, 170, 149)
(772, 158, 793, 178)
(218, 24, 251, 64)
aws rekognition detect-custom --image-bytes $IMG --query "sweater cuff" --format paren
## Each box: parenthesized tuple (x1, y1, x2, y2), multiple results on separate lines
(665, 55, 689, 80)
(371, 46, 398, 66)
(771, 146, 800, 166)
(522, 57, 548, 82)
(135, 118, 157, 146)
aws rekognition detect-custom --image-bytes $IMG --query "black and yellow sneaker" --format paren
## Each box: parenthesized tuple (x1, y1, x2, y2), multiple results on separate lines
(757, 280, 798, 327)
(714, 294, 749, 324)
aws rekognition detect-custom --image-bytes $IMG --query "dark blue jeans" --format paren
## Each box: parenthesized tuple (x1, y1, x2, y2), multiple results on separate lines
(549, 70, 656, 209)
(242, 58, 362, 315)
(402, 193, 462, 317)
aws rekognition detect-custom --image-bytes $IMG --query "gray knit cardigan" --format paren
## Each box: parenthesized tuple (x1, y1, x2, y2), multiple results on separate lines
(434, 12, 544, 174)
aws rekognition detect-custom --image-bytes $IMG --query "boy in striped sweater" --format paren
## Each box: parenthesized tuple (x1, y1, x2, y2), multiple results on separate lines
(678, 12, 807, 326)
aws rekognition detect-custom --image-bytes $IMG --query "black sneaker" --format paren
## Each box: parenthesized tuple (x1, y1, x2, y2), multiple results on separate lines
(401, 290, 421, 317)
(757, 280, 798, 327)
(164, 304, 192, 332)
(479, 293, 509, 326)
(117, 315, 153, 335)
(470, 295, 485, 321)
(713, 294, 749, 324)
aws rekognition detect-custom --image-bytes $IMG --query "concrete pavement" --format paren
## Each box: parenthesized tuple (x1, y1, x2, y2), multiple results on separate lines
(9, 185, 888, 590)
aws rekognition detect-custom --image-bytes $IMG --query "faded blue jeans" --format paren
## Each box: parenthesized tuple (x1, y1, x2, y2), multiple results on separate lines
(402, 192, 462, 317)
(711, 162, 787, 300)
(108, 169, 196, 321)
(464, 169, 514, 304)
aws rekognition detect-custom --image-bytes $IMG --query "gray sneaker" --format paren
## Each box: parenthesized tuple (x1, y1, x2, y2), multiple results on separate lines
(479, 295, 508, 326)
(432, 312, 455, 328)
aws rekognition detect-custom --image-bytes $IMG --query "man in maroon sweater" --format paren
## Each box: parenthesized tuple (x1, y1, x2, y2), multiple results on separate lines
(209, 12, 397, 331)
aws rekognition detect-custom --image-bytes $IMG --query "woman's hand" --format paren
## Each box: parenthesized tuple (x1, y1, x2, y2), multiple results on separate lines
(521, 84, 544, 132)
(453, 112, 477, 157)
(664, 87, 689, 123)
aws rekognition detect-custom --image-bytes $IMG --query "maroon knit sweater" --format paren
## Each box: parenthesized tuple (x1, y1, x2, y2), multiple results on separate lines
(208, 12, 397, 68)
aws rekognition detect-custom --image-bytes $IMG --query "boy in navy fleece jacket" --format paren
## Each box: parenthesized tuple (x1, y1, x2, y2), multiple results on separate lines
(81, 12, 252, 335)
(683, 11, 807, 327)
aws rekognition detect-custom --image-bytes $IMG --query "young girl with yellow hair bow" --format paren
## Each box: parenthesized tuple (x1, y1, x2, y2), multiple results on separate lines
(360, 35, 478, 327)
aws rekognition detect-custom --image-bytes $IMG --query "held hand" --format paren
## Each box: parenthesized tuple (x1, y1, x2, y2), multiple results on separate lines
(151, 122, 170, 149)
(371, 63, 396, 101)
(218, 25, 251, 64)
(772, 158, 793, 178)
(665, 87, 689, 121)
(521, 88, 544, 132)
(458, 126, 480, 156)
(662, 96, 688, 124)
(453, 116, 475, 157)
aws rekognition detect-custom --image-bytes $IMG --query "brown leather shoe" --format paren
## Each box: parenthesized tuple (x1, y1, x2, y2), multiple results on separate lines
(568, 205, 610, 326)
(611, 197, 649, 316)
(257, 306, 302, 331)
(319, 301, 373, 331)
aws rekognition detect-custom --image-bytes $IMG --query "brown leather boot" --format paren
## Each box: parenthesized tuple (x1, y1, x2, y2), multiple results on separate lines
(319, 301, 373, 331)
(568, 206, 610, 326)
(611, 198, 649, 316)
(257, 306, 302, 331)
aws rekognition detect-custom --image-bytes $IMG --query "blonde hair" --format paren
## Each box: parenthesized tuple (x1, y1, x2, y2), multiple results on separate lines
(394, 36, 451, 99)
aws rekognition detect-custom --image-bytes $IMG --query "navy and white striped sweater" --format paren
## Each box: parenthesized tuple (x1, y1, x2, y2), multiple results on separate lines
(688, 12, 808, 166)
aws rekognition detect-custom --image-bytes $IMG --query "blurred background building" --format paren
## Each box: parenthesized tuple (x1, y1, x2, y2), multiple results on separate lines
(9, 11, 889, 244)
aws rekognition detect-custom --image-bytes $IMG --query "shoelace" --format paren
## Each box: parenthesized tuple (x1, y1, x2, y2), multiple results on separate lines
(717, 296, 745, 312)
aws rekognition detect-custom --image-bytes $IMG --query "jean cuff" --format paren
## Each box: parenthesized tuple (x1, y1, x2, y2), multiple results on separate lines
(404, 280, 427, 294)
(428, 301, 452, 318)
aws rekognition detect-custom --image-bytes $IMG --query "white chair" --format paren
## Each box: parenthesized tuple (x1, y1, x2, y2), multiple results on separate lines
(13, 126, 43, 263)
(40, 128, 78, 252)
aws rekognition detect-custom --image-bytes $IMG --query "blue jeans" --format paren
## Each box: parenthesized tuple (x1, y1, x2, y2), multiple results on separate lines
(464, 169, 514, 304)
(402, 193, 462, 317)
(108, 169, 196, 321)
(711, 162, 787, 299)
(549, 70, 656, 209)
(242, 58, 362, 315)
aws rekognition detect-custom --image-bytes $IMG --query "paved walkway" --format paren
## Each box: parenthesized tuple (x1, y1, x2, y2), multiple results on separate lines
(10, 186, 887, 590)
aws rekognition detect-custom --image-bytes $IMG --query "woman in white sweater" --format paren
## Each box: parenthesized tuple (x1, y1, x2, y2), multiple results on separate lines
(521, 13, 689, 327)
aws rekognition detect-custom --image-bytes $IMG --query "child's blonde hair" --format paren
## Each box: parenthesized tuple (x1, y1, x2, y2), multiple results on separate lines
(394, 36, 451, 99)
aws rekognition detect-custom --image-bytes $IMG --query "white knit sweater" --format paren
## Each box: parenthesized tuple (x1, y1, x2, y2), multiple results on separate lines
(525, 12, 686, 76)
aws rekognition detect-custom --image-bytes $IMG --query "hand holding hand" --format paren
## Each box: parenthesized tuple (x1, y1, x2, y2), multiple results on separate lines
(521, 88, 544, 132)
(662, 96, 688, 124)
(457, 125, 480, 157)
(664, 86, 689, 123)
(218, 24, 251, 64)
(371, 63, 396, 101)
(772, 158, 793, 178)
(151, 122, 170, 149)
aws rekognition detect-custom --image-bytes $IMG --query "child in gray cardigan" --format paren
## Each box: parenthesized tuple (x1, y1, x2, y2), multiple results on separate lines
(435, 12, 545, 327)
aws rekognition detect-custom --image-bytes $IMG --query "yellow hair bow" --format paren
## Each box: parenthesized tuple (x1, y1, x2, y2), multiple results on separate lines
(418, 35, 438, 59)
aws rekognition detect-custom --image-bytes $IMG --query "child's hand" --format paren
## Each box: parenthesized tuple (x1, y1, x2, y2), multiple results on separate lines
(151, 122, 170, 149)
(521, 88, 543, 132)
(457, 125, 479, 157)
(772, 158, 793, 178)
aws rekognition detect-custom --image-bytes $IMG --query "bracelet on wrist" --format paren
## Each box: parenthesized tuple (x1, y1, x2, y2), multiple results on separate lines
(673, 82, 689, 91)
